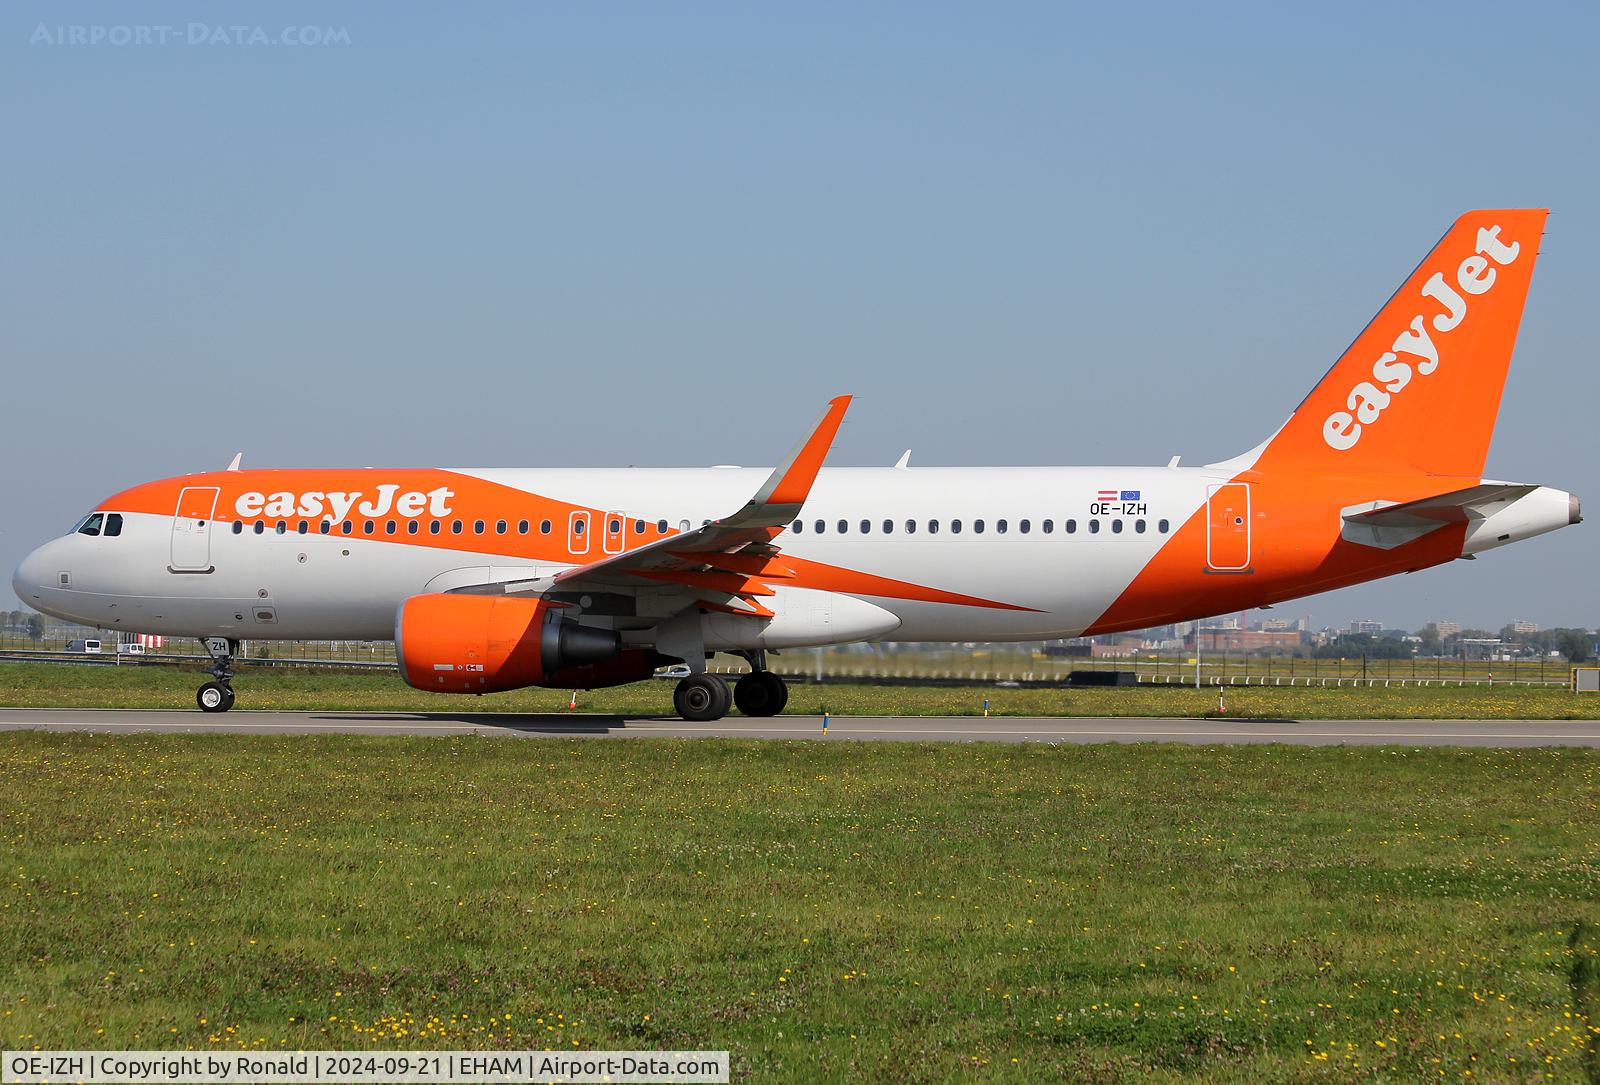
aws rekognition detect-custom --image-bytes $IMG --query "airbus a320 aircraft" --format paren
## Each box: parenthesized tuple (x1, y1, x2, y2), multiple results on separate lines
(12, 209, 1580, 720)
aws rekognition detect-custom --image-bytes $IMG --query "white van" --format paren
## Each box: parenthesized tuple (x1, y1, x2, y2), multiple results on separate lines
(65, 639, 102, 654)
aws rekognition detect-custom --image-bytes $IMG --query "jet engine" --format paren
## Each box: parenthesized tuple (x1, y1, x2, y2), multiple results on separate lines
(397, 593, 650, 692)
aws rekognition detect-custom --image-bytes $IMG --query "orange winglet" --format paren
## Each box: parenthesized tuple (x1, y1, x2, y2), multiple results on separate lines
(637, 569, 777, 597)
(762, 395, 851, 506)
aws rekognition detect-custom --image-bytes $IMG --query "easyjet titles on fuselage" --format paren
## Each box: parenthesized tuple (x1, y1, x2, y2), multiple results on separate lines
(234, 485, 456, 523)
(1322, 224, 1522, 451)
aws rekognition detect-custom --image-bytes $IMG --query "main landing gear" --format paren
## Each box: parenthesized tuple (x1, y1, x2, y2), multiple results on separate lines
(671, 652, 789, 722)
(196, 637, 238, 713)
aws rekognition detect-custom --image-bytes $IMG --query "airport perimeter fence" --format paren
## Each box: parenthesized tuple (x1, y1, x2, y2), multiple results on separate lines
(0, 622, 1579, 688)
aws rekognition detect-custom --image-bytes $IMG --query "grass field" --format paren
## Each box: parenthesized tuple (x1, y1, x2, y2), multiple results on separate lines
(2, 662, 1600, 720)
(0, 734, 1596, 1082)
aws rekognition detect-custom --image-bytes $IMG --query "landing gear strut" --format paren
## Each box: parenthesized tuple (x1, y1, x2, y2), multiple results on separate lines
(196, 637, 238, 713)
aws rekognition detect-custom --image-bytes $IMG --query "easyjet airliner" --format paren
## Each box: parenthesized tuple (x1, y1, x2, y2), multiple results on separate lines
(12, 210, 1579, 720)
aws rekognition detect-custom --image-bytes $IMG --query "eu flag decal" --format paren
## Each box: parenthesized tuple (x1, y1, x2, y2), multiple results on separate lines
(1120, 490, 1141, 501)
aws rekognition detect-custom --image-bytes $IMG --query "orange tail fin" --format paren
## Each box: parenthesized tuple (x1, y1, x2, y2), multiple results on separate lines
(1250, 209, 1547, 479)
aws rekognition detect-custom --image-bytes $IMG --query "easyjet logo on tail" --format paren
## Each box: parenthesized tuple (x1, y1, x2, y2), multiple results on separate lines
(1323, 225, 1521, 451)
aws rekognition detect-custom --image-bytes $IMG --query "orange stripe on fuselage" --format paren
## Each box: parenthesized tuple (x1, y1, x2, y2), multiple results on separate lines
(101, 469, 1032, 612)
(1084, 470, 1476, 635)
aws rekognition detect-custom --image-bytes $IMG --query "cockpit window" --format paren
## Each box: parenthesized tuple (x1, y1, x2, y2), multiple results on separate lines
(76, 513, 104, 536)
(102, 513, 123, 537)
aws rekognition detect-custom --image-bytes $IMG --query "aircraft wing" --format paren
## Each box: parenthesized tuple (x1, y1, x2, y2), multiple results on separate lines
(472, 396, 851, 618)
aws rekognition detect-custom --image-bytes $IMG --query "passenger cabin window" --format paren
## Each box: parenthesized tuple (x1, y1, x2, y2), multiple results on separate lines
(860, 519, 871, 534)
(1135, 519, 1146, 533)
(996, 519, 1008, 534)
(341, 521, 353, 535)
(903, 519, 915, 534)
(232, 520, 243, 535)
(792, 520, 803, 534)
(1019, 519, 1030, 534)
(657, 519, 669, 533)
(540, 520, 552, 534)
(474, 520, 486, 534)
(276, 521, 288, 535)
(1089, 519, 1100, 534)
(814, 519, 825, 533)
(427, 521, 439, 535)
(320, 521, 332, 535)
(1112, 519, 1123, 534)
(1066, 519, 1077, 533)
(974, 519, 985, 534)
(496, 519, 508, 535)
(518, 520, 530, 534)
(363, 521, 375, 535)
(837, 519, 849, 534)
(255, 521, 266, 535)
(951, 519, 962, 534)
(1159, 519, 1171, 533)
(1042, 519, 1054, 534)
(407, 521, 419, 535)
(633, 519, 645, 534)
(928, 519, 939, 534)
(297, 520, 310, 535)
(385, 521, 397, 535)
(451, 520, 463, 534)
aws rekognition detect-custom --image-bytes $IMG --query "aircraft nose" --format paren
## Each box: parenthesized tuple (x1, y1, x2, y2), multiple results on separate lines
(13, 543, 52, 605)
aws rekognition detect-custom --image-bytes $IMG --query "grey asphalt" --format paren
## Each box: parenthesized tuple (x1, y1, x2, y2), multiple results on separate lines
(1, 708, 1598, 746)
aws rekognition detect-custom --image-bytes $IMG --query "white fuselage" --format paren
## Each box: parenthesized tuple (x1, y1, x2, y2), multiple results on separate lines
(17, 466, 1218, 644)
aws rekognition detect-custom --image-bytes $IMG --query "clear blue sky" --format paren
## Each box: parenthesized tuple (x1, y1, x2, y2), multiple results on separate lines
(3, 2, 1596, 631)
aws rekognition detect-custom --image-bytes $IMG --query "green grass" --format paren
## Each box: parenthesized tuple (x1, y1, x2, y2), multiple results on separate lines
(1, 735, 1597, 1082)
(2, 662, 1599, 719)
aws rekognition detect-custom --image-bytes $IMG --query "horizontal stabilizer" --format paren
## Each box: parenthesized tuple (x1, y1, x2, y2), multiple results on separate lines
(1341, 483, 1538, 549)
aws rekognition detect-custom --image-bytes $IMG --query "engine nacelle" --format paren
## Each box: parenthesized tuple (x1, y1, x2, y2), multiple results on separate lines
(397, 593, 643, 693)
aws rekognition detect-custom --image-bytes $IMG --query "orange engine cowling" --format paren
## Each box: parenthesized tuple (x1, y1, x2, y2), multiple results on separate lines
(397, 593, 647, 693)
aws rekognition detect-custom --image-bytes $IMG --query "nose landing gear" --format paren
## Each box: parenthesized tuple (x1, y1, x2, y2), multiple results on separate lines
(196, 637, 239, 713)
(197, 681, 235, 713)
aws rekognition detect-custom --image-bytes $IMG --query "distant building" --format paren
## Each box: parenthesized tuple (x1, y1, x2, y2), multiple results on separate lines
(1191, 629, 1304, 652)
(1349, 618, 1383, 635)
(1432, 620, 1461, 637)
(1511, 618, 1539, 634)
